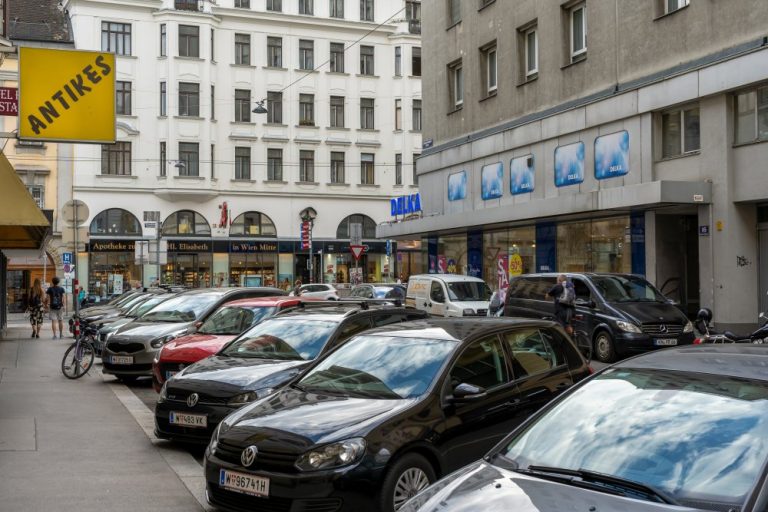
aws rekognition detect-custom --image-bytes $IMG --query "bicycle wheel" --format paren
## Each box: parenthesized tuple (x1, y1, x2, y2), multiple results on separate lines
(61, 341, 95, 379)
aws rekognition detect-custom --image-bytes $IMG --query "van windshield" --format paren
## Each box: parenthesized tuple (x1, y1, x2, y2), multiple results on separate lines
(591, 275, 666, 303)
(447, 281, 492, 302)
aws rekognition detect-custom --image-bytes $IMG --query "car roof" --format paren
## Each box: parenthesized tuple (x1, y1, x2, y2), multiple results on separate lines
(616, 345, 768, 382)
(408, 274, 486, 283)
(177, 287, 285, 296)
(361, 317, 559, 342)
(272, 303, 415, 322)
(511, 273, 641, 279)
(221, 297, 307, 307)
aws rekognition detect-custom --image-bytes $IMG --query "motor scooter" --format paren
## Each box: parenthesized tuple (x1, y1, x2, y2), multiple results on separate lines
(694, 293, 768, 344)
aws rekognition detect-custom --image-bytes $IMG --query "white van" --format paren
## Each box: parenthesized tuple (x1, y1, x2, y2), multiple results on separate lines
(405, 274, 492, 317)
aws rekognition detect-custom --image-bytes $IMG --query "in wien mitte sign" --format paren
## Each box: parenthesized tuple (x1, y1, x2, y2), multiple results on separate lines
(19, 47, 116, 143)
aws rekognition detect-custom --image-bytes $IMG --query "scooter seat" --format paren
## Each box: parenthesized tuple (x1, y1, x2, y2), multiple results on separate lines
(724, 331, 751, 342)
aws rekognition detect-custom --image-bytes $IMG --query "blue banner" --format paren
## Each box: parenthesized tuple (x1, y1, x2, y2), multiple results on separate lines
(554, 142, 585, 187)
(467, 230, 483, 278)
(481, 162, 503, 200)
(595, 131, 629, 180)
(535, 222, 557, 273)
(510, 155, 534, 195)
(447, 171, 467, 201)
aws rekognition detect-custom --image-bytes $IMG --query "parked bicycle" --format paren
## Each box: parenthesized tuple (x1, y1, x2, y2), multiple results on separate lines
(61, 317, 98, 379)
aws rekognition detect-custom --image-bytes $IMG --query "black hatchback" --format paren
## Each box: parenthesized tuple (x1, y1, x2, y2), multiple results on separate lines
(203, 318, 590, 512)
(504, 273, 694, 363)
(155, 303, 427, 444)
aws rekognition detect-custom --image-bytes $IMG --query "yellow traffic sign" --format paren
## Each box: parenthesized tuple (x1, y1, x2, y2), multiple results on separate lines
(19, 47, 115, 143)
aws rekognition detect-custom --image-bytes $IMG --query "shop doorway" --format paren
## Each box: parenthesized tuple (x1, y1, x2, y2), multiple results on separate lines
(165, 253, 212, 288)
(295, 254, 321, 284)
(655, 213, 700, 318)
(759, 225, 768, 315)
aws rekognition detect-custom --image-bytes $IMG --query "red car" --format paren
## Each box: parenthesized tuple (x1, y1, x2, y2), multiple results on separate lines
(152, 296, 307, 391)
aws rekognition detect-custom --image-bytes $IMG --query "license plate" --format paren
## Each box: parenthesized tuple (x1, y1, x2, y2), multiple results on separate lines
(169, 411, 207, 428)
(654, 338, 678, 346)
(219, 469, 269, 498)
(165, 370, 178, 380)
(109, 355, 134, 364)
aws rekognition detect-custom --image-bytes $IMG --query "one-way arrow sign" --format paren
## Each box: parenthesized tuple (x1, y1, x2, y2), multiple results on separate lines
(350, 245, 365, 261)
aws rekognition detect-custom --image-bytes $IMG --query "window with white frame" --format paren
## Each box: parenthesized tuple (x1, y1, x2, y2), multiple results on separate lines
(665, 0, 689, 14)
(235, 89, 251, 123)
(211, 85, 215, 120)
(360, 45, 375, 75)
(210, 144, 215, 179)
(525, 27, 538, 76)
(395, 46, 402, 77)
(413, 153, 420, 184)
(160, 141, 167, 176)
(449, 0, 461, 25)
(160, 24, 166, 57)
(570, 3, 586, 62)
(395, 153, 402, 185)
(235, 147, 251, 180)
(299, 39, 314, 70)
(101, 22, 131, 55)
(267, 91, 282, 124)
(735, 86, 768, 145)
(102, 142, 132, 175)
(412, 47, 421, 76)
(360, 98, 374, 129)
(330, 96, 345, 128)
(361, 153, 375, 184)
(26, 186, 44, 209)
(266, 0, 282, 11)
(484, 44, 497, 94)
(412, 99, 422, 131)
(116, 81, 131, 115)
(160, 82, 167, 116)
(360, 0, 374, 21)
(330, 42, 345, 72)
(449, 60, 463, 108)
(178, 142, 199, 176)
(330, 152, 345, 183)
(178, 25, 200, 58)
(299, 94, 315, 125)
(660, 105, 700, 158)
(299, 0, 313, 15)
(235, 0, 250, 7)
(395, 99, 402, 130)
(235, 33, 250, 65)
(178, 82, 200, 117)
(299, 150, 315, 182)
(267, 37, 282, 67)
(267, 149, 283, 180)
(330, 0, 344, 18)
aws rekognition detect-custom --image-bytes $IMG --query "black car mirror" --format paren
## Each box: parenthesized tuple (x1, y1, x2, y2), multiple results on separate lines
(451, 383, 487, 403)
(574, 298, 596, 308)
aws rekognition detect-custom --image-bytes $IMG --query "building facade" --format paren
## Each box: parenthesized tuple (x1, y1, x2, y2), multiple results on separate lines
(379, 0, 768, 330)
(61, 0, 422, 295)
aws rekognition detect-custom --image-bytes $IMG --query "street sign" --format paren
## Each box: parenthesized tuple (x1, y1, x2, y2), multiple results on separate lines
(62, 252, 73, 264)
(63, 263, 71, 273)
(350, 245, 365, 261)
(19, 47, 116, 143)
(350, 223, 363, 246)
(61, 199, 90, 226)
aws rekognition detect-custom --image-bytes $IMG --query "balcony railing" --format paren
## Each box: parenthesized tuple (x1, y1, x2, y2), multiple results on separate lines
(408, 19, 421, 34)
(175, 0, 200, 11)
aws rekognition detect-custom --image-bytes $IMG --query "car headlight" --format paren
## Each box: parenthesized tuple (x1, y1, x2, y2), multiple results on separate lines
(227, 388, 274, 407)
(150, 333, 181, 349)
(158, 382, 168, 403)
(462, 308, 475, 316)
(616, 321, 642, 333)
(295, 438, 366, 472)
(683, 321, 694, 333)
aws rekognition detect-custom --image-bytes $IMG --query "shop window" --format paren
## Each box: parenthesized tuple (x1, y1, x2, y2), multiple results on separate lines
(162, 210, 211, 236)
(482, 227, 536, 290)
(437, 234, 467, 274)
(557, 218, 631, 273)
(230, 212, 277, 237)
(89, 208, 142, 236)
(336, 214, 376, 239)
(229, 253, 277, 287)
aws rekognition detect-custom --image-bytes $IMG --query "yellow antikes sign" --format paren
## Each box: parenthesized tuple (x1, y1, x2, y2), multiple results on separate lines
(19, 47, 115, 143)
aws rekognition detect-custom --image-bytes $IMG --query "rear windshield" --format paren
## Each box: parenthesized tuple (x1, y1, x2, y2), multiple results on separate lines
(141, 294, 220, 322)
(220, 318, 337, 360)
(198, 306, 275, 335)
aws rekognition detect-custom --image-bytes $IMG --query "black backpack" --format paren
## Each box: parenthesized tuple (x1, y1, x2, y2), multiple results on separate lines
(50, 287, 63, 310)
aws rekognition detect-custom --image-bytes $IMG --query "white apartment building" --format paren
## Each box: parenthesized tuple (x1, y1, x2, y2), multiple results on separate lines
(61, 0, 422, 293)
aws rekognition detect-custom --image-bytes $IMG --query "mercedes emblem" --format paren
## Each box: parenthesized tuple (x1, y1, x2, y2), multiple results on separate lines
(186, 393, 199, 407)
(241, 446, 258, 467)
(659, 324, 668, 333)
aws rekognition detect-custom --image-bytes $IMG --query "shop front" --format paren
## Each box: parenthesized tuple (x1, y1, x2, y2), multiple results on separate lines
(88, 240, 143, 296)
(229, 240, 278, 287)
(163, 240, 213, 288)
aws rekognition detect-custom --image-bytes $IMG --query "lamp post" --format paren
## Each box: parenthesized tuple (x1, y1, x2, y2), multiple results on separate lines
(300, 207, 317, 284)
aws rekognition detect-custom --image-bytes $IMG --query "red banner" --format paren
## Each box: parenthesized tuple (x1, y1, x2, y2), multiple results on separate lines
(0, 87, 18, 116)
(300, 221, 311, 250)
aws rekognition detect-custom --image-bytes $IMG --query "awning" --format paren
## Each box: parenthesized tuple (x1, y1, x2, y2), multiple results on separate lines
(0, 151, 50, 249)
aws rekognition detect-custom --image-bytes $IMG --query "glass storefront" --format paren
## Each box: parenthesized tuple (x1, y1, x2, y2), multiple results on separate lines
(229, 253, 277, 287)
(90, 249, 143, 296)
(437, 234, 467, 274)
(162, 251, 212, 288)
(483, 227, 536, 290)
(557, 217, 632, 273)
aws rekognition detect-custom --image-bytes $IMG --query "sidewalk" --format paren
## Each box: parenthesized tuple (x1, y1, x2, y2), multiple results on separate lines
(0, 321, 205, 512)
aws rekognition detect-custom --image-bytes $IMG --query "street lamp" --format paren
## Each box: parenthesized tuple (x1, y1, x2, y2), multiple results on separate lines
(300, 207, 317, 284)
(252, 100, 268, 115)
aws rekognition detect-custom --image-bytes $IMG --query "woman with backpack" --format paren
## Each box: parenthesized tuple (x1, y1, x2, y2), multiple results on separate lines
(28, 278, 45, 338)
(45, 276, 66, 339)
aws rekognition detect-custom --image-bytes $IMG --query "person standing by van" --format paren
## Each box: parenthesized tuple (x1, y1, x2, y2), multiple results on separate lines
(45, 276, 66, 339)
(547, 274, 575, 335)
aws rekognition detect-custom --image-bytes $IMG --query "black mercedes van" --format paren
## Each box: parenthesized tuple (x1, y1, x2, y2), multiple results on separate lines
(503, 273, 694, 362)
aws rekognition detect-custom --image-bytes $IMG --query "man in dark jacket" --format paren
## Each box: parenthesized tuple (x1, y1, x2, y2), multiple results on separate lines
(546, 274, 575, 335)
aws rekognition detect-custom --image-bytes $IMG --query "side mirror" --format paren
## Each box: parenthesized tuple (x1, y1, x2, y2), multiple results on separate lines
(451, 383, 487, 403)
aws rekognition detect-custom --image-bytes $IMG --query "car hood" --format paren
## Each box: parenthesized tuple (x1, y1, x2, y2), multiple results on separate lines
(605, 302, 688, 325)
(98, 317, 135, 333)
(112, 320, 192, 340)
(450, 300, 490, 310)
(161, 334, 237, 363)
(401, 461, 704, 512)
(173, 355, 308, 393)
(226, 387, 415, 448)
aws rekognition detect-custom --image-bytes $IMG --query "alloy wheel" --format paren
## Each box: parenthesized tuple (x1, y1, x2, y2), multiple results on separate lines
(393, 467, 431, 510)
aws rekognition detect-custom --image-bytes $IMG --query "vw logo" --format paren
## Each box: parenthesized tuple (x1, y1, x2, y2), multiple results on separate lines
(241, 446, 258, 467)
(186, 393, 199, 407)
(659, 325, 668, 334)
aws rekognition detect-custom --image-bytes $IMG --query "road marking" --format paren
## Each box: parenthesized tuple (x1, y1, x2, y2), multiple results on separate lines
(101, 372, 213, 511)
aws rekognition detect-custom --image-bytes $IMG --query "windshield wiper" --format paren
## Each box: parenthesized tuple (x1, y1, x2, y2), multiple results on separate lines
(524, 466, 680, 505)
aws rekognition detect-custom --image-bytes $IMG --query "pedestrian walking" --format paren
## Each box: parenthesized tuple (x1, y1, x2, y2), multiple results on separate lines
(292, 279, 303, 296)
(546, 274, 576, 335)
(28, 278, 45, 338)
(45, 276, 67, 339)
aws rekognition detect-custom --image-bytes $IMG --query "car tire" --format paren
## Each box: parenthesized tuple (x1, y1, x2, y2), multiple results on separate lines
(594, 330, 616, 363)
(378, 453, 436, 512)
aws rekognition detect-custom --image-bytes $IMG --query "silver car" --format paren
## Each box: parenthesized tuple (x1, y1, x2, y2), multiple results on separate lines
(95, 293, 177, 356)
(101, 287, 285, 382)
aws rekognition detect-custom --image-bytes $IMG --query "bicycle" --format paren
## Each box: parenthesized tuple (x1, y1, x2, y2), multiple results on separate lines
(61, 320, 98, 379)
(572, 329, 592, 364)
